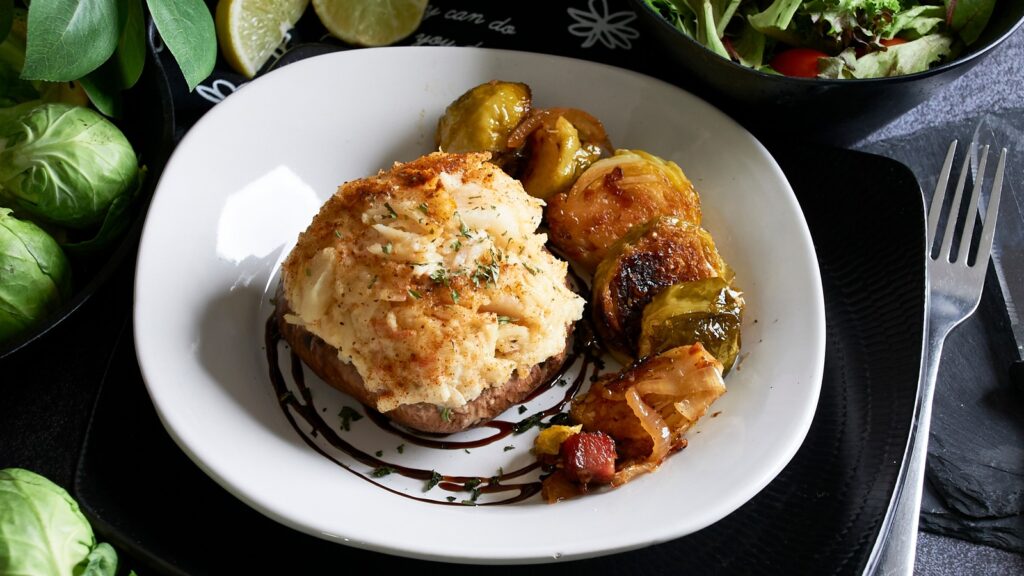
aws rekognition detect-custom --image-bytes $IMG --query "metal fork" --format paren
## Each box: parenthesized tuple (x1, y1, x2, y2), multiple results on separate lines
(866, 140, 1007, 576)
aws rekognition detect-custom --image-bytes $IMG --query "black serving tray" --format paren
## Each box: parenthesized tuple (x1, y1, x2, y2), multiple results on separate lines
(73, 144, 925, 575)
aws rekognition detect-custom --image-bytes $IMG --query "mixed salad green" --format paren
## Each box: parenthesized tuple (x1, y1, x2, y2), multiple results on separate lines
(644, 0, 998, 78)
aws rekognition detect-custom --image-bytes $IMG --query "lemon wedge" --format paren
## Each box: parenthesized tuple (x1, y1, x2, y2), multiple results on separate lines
(216, 0, 309, 78)
(313, 0, 427, 47)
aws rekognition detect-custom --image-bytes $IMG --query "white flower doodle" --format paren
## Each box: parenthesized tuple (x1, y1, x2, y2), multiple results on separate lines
(196, 79, 247, 104)
(149, 23, 164, 53)
(567, 0, 639, 50)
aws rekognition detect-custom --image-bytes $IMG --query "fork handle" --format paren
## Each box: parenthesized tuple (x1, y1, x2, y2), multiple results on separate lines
(867, 317, 951, 576)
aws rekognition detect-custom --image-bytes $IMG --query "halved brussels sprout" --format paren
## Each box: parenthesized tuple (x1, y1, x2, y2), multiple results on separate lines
(546, 149, 702, 271)
(435, 80, 531, 167)
(638, 277, 744, 372)
(592, 216, 728, 358)
(518, 115, 602, 199)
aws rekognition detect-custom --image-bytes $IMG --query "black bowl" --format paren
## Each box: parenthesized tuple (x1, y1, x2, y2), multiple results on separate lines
(0, 26, 173, 360)
(631, 1, 1024, 145)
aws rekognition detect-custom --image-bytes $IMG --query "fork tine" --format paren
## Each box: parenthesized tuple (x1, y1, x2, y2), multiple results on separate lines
(928, 141, 958, 253)
(957, 145, 990, 264)
(939, 141, 974, 261)
(975, 147, 1007, 268)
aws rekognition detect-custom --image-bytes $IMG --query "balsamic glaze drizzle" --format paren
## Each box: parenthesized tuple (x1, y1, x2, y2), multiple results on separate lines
(265, 312, 603, 506)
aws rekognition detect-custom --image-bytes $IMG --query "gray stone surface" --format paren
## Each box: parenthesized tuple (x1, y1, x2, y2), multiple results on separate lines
(869, 30, 1024, 144)
(865, 25, 1024, 576)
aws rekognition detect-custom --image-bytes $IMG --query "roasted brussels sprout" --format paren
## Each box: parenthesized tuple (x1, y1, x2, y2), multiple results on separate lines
(0, 103, 138, 229)
(0, 208, 71, 343)
(507, 107, 610, 199)
(592, 216, 729, 358)
(546, 149, 702, 271)
(436, 80, 531, 167)
(638, 277, 743, 372)
(516, 116, 601, 199)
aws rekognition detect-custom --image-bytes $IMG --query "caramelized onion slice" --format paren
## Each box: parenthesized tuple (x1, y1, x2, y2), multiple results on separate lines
(506, 107, 612, 152)
(633, 344, 726, 431)
(611, 461, 661, 487)
(624, 386, 672, 465)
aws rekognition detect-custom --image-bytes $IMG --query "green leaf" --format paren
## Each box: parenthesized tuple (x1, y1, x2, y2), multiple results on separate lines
(0, 10, 41, 106)
(82, 543, 119, 576)
(68, 0, 144, 114)
(0, 0, 13, 44)
(21, 0, 120, 81)
(945, 0, 996, 46)
(146, 0, 216, 91)
(850, 33, 953, 78)
(114, 0, 145, 89)
(732, 16, 766, 68)
(80, 64, 124, 117)
(882, 5, 945, 40)
(696, 0, 729, 59)
(747, 0, 803, 44)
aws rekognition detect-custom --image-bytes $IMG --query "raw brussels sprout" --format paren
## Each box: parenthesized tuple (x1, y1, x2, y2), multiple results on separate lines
(638, 277, 744, 372)
(0, 208, 71, 343)
(436, 80, 532, 165)
(546, 149, 702, 271)
(0, 468, 120, 576)
(0, 103, 138, 229)
(592, 216, 728, 358)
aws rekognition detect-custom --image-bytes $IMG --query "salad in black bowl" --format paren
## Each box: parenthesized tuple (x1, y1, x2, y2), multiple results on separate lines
(644, 0, 995, 78)
(634, 0, 1023, 144)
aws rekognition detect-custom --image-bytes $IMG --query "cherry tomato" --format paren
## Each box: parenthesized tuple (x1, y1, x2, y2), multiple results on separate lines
(880, 37, 909, 47)
(770, 48, 830, 78)
(856, 37, 910, 57)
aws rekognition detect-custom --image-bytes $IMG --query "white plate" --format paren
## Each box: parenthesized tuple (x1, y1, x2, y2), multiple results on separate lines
(135, 47, 825, 564)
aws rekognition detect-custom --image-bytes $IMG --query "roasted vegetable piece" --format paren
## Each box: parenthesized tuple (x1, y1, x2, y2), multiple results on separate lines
(518, 115, 602, 200)
(545, 149, 701, 271)
(506, 107, 612, 153)
(638, 277, 744, 372)
(534, 424, 583, 456)
(0, 209, 71, 343)
(435, 80, 531, 168)
(570, 343, 726, 486)
(592, 216, 729, 358)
